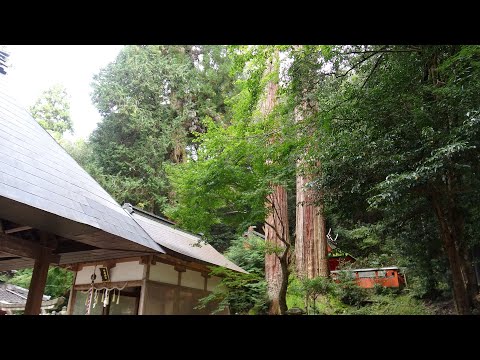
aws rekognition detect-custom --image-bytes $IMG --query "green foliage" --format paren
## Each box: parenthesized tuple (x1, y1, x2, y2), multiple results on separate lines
(45, 267, 74, 298)
(58, 138, 93, 168)
(7, 267, 74, 298)
(30, 84, 73, 136)
(25, 44, 479, 313)
(299, 276, 336, 314)
(225, 235, 266, 275)
(302, 276, 336, 298)
(0, 272, 9, 282)
(348, 293, 432, 315)
(373, 283, 401, 296)
(7, 269, 32, 289)
(165, 115, 273, 236)
(206, 223, 238, 253)
(334, 271, 369, 306)
(166, 46, 297, 240)
(90, 45, 236, 214)
(286, 273, 430, 314)
(197, 267, 268, 315)
(286, 276, 306, 309)
(289, 45, 480, 306)
(197, 235, 268, 314)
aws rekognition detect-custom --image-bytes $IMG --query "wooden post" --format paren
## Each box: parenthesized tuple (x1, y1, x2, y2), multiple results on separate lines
(24, 245, 51, 315)
(138, 257, 151, 315)
(66, 267, 78, 315)
(174, 266, 185, 314)
(201, 272, 210, 292)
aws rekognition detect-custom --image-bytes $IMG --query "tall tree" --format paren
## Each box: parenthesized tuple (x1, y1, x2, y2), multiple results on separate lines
(289, 46, 330, 280)
(29, 84, 73, 136)
(295, 141, 329, 279)
(303, 45, 480, 314)
(260, 50, 291, 315)
(90, 45, 235, 214)
(167, 46, 296, 313)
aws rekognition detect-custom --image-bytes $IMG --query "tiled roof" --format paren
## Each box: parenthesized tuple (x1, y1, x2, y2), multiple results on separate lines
(0, 282, 50, 305)
(0, 81, 164, 254)
(125, 205, 247, 273)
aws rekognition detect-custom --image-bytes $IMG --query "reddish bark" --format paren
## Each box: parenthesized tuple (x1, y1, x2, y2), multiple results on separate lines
(261, 51, 290, 315)
(294, 97, 329, 280)
(265, 185, 290, 315)
(295, 172, 329, 279)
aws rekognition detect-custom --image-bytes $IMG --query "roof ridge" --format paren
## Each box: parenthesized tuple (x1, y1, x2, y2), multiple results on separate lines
(122, 203, 176, 225)
(124, 203, 208, 240)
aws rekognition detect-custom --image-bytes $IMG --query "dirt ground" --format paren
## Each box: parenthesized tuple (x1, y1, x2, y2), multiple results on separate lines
(425, 299, 456, 315)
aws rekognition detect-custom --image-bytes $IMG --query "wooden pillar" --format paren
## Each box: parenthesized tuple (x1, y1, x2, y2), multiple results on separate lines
(174, 265, 185, 314)
(66, 266, 78, 315)
(24, 245, 51, 315)
(201, 272, 210, 292)
(138, 256, 151, 315)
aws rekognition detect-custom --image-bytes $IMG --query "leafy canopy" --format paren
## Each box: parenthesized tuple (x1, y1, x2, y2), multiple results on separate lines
(30, 84, 73, 136)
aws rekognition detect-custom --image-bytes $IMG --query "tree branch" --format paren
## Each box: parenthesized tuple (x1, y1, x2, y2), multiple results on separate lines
(361, 54, 384, 90)
(334, 51, 380, 79)
(340, 48, 421, 55)
(270, 192, 287, 243)
(264, 220, 288, 248)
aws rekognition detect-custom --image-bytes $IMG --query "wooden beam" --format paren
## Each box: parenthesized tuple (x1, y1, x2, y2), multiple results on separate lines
(174, 265, 186, 273)
(67, 256, 144, 271)
(63, 264, 79, 271)
(105, 260, 117, 270)
(4, 226, 33, 234)
(0, 232, 40, 259)
(73, 280, 143, 291)
(154, 254, 209, 273)
(0, 232, 60, 263)
(24, 245, 51, 315)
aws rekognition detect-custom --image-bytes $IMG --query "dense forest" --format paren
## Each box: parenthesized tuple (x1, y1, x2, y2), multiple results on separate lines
(5, 45, 480, 315)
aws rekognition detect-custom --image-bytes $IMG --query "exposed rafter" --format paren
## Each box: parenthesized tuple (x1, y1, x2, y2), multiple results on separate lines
(0, 232, 60, 263)
(4, 226, 33, 234)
